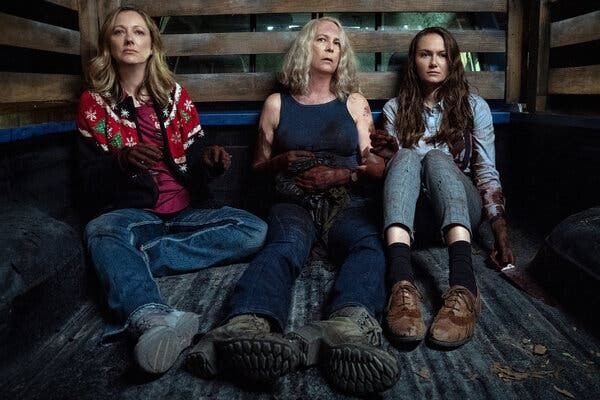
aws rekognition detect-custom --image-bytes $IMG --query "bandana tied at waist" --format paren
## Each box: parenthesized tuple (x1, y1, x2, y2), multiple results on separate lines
(275, 154, 350, 247)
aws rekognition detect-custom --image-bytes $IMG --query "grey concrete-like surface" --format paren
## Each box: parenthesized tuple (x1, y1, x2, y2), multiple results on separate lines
(2, 227, 599, 400)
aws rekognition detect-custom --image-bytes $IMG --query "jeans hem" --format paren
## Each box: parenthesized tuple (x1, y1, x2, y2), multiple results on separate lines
(224, 308, 286, 332)
(325, 301, 378, 321)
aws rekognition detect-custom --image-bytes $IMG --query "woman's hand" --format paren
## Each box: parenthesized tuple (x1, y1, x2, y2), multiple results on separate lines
(119, 143, 163, 171)
(295, 165, 349, 192)
(358, 149, 386, 179)
(201, 145, 232, 175)
(369, 130, 398, 161)
(270, 150, 314, 173)
(489, 218, 516, 269)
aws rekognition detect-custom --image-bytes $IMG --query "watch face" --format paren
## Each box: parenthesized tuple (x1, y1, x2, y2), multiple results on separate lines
(351, 171, 358, 182)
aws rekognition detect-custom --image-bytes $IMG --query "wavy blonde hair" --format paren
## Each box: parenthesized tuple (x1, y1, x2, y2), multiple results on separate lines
(394, 27, 473, 156)
(86, 6, 175, 108)
(279, 17, 360, 100)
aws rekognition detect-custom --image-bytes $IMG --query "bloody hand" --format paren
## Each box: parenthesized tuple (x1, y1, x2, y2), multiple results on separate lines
(369, 130, 399, 161)
(201, 145, 232, 175)
(271, 150, 315, 173)
(294, 165, 349, 192)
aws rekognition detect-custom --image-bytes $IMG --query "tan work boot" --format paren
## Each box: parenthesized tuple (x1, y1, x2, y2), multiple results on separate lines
(287, 307, 399, 395)
(129, 309, 199, 375)
(185, 314, 270, 379)
(385, 280, 426, 344)
(429, 286, 481, 348)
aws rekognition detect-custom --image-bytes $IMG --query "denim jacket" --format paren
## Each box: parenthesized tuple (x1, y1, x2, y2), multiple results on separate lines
(382, 94, 506, 222)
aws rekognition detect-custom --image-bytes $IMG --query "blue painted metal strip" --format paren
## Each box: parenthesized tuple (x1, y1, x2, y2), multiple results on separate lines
(0, 121, 77, 143)
(201, 110, 511, 126)
(0, 111, 511, 143)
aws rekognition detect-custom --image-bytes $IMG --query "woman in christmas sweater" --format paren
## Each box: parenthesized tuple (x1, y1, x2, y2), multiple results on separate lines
(76, 6, 267, 375)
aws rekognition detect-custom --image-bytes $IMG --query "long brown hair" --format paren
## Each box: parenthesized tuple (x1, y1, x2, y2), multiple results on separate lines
(86, 6, 175, 108)
(394, 27, 472, 156)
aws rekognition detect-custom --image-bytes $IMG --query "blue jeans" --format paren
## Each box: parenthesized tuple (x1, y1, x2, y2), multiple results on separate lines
(383, 149, 482, 241)
(227, 201, 387, 331)
(85, 206, 267, 330)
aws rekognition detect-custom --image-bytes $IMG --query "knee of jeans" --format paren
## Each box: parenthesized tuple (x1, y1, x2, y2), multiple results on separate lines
(389, 148, 420, 171)
(348, 232, 385, 256)
(422, 149, 452, 169)
(267, 204, 316, 248)
(84, 213, 129, 243)
(240, 218, 268, 251)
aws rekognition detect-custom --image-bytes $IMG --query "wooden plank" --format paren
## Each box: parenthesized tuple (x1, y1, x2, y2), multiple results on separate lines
(164, 29, 505, 56)
(78, 0, 100, 75)
(527, 0, 551, 113)
(178, 73, 278, 102)
(0, 13, 80, 55)
(550, 10, 600, 48)
(178, 71, 504, 102)
(125, 0, 506, 16)
(1, 72, 81, 103)
(45, 0, 78, 10)
(547, 65, 600, 95)
(506, 0, 524, 103)
(99, 0, 122, 22)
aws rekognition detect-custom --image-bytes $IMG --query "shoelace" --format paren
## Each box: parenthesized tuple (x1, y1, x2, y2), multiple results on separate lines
(133, 310, 171, 335)
(443, 288, 474, 313)
(391, 283, 422, 308)
(355, 313, 382, 346)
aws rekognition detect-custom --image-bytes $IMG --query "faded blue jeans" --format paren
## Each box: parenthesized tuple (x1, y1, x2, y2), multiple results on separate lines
(85, 206, 267, 334)
(383, 149, 482, 242)
(227, 201, 387, 331)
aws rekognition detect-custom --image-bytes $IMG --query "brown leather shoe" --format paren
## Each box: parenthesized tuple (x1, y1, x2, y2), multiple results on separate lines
(429, 286, 481, 348)
(385, 280, 426, 344)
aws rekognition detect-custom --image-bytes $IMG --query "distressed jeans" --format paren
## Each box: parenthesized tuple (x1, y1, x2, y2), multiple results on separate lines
(227, 201, 387, 330)
(383, 149, 482, 241)
(85, 206, 267, 333)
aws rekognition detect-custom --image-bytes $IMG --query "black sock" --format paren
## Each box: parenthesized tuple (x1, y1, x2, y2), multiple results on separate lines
(387, 242, 413, 286)
(448, 240, 477, 296)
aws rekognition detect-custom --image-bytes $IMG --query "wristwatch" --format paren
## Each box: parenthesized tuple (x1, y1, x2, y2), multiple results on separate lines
(350, 169, 359, 183)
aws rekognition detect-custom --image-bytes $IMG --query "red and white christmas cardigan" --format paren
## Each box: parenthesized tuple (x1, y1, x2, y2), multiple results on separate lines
(76, 83, 204, 175)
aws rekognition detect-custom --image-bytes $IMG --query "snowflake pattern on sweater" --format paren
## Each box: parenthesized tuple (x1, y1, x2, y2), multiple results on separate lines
(76, 83, 204, 173)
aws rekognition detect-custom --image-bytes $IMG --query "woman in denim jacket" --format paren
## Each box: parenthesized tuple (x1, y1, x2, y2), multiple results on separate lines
(370, 27, 515, 348)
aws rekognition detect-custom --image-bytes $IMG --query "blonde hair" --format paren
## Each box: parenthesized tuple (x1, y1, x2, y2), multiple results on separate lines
(86, 6, 175, 108)
(279, 17, 360, 100)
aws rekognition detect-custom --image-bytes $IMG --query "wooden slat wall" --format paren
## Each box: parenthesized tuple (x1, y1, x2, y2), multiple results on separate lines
(2, 0, 512, 109)
(163, 30, 505, 57)
(527, 1, 600, 112)
(126, 0, 507, 16)
(45, 0, 79, 10)
(527, 0, 551, 112)
(180, 71, 505, 102)
(0, 13, 80, 55)
(506, 0, 524, 103)
(547, 65, 600, 95)
(147, 0, 509, 102)
(2, 72, 82, 103)
(550, 10, 600, 48)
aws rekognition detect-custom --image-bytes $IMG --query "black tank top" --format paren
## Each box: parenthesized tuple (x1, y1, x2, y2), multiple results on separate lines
(274, 93, 360, 170)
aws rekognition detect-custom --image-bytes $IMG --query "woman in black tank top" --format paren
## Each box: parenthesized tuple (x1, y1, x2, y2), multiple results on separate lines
(186, 17, 398, 396)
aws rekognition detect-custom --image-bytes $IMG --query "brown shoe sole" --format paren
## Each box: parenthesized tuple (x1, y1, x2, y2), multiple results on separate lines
(217, 335, 302, 382)
(384, 318, 426, 345)
(428, 333, 474, 349)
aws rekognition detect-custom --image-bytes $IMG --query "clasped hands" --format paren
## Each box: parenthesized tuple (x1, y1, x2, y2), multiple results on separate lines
(119, 143, 231, 175)
(272, 149, 384, 192)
